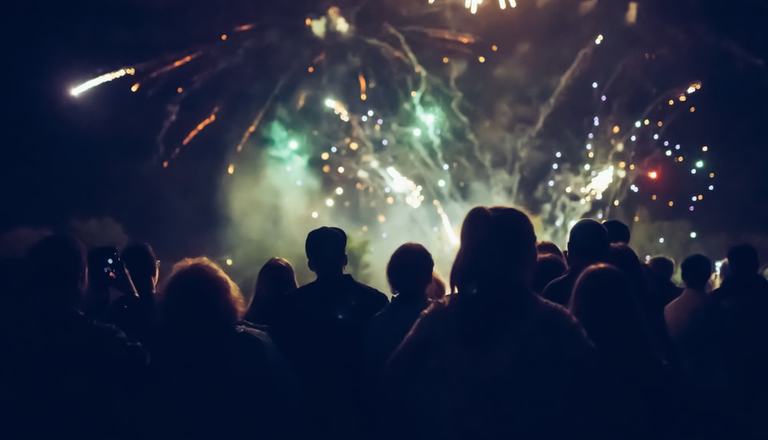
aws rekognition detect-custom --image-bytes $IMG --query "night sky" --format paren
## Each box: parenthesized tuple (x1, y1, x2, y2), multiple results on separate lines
(2, 0, 768, 273)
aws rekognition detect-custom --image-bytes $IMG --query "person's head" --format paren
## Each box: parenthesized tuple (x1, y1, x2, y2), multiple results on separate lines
(533, 253, 567, 294)
(605, 243, 645, 285)
(567, 219, 609, 268)
(252, 257, 297, 301)
(305, 227, 348, 277)
(570, 264, 652, 360)
(387, 243, 434, 299)
(602, 219, 631, 244)
(161, 257, 245, 332)
(536, 241, 565, 261)
(27, 235, 87, 310)
(727, 243, 760, 277)
(426, 272, 447, 301)
(681, 254, 713, 291)
(648, 256, 675, 282)
(121, 242, 159, 293)
(450, 206, 537, 295)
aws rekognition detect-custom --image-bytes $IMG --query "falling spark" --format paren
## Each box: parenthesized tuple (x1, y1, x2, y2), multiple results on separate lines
(358, 73, 368, 101)
(70, 67, 136, 97)
(181, 107, 219, 147)
(148, 52, 201, 78)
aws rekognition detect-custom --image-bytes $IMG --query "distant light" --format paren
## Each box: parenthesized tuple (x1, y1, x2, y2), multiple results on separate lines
(647, 170, 659, 180)
(288, 140, 299, 150)
(438, 179, 446, 187)
(658, 237, 665, 244)
(413, 128, 422, 137)
(690, 231, 697, 239)
(442, 163, 450, 170)
(552, 163, 559, 170)
(695, 160, 704, 168)
(592, 81, 599, 89)
(225, 258, 233, 266)
(335, 187, 344, 195)
(555, 151, 562, 158)
(311, 211, 319, 219)
(478, 56, 486, 63)
(325, 198, 335, 207)
(595, 34, 604, 45)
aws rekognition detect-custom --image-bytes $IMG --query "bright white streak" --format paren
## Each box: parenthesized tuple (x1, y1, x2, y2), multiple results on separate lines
(585, 166, 615, 198)
(70, 67, 135, 97)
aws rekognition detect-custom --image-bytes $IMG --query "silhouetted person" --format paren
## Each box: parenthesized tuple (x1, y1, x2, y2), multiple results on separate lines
(648, 256, 683, 306)
(603, 219, 631, 244)
(606, 243, 672, 363)
(384, 207, 601, 440)
(366, 243, 434, 370)
(108, 242, 159, 343)
(13, 235, 146, 440)
(274, 226, 388, 440)
(149, 257, 297, 440)
(570, 264, 673, 438)
(712, 244, 768, 437)
(533, 253, 567, 294)
(665, 254, 714, 344)
(542, 219, 608, 306)
(664, 254, 729, 434)
(244, 257, 297, 326)
(537, 240, 565, 261)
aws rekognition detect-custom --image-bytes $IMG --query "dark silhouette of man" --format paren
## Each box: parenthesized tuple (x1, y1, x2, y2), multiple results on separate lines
(274, 226, 388, 440)
(647, 256, 683, 306)
(366, 243, 433, 370)
(603, 219, 631, 244)
(109, 242, 160, 344)
(542, 219, 609, 306)
(713, 244, 768, 437)
(9, 235, 146, 440)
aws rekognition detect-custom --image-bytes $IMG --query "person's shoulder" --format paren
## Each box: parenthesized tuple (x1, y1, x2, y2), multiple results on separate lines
(87, 317, 148, 365)
(349, 276, 389, 304)
(532, 296, 592, 339)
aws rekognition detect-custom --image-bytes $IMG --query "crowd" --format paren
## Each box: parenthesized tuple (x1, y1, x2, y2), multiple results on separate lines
(1, 206, 768, 439)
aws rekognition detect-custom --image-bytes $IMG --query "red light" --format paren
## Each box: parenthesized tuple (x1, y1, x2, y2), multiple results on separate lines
(647, 170, 659, 180)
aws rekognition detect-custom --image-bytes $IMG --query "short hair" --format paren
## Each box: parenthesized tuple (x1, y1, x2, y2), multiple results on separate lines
(122, 242, 158, 282)
(681, 254, 713, 291)
(602, 220, 630, 244)
(727, 244, 760, 276)
(568, 219, 609, 263)
(305, 227, 347, 268)
(161, 257, 245, 330)
(648, 256, 675, 281)
(27, 235, 86, 307)
(387, 243, 434, 297)
(536, 241, 565, 260)
(533, 253, 567, 294)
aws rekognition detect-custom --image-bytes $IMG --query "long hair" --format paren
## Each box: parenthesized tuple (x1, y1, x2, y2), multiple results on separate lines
(450, 206, 537, 295)
(161, 257, 245, 331)
(570, 264, 657, 364)
(246, 257, 296, 322)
